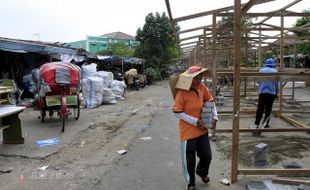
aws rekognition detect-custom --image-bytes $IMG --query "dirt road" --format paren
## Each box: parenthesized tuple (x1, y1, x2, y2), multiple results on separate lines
(0, 81, 309, 190)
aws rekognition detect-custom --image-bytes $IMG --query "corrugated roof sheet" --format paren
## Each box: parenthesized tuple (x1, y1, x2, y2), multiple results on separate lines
(0, 37, 77, 55)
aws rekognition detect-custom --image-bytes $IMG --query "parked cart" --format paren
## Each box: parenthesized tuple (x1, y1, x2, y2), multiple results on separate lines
(38, 62, 81, 132)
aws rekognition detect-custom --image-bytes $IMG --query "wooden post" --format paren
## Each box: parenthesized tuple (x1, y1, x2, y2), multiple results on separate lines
(203, 28, 207, 68)
(258, 25, 262, 66)
(193, 48, 197, 66)
(279, 16, 284, 116)
(244, 32, 248, 97)
(231, 0, 241, 183)
(292, 81, 295, 100)
(292, 44, 296, 99)
(212, 14, 217, 99)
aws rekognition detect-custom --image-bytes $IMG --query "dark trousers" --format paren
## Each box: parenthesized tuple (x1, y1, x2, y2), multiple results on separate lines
(255, 93, 275, 126)
(181, 133, 212, 186)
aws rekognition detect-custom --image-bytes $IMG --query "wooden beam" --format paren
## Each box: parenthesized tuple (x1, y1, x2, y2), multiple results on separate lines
(203, 28, 207, 68)
(231, 0, 241, 184)
(173, 4, 244, 22)
(242, 0, 275, 14)
(218, 12, 310, 17)
(178, 26, 212, 34)
(238, 169, 310, 176)
(212, 14, 217, 98)
(253, 0, 302, 25)
(215, 128, 310, 133)
(180, 35, 203, 42)
(279, 16, 284, 115)
(272, 178, 310, 186)
(280, 114, 309, 128)
(180, 41, 199, 46)
(164, 0, 173, 20)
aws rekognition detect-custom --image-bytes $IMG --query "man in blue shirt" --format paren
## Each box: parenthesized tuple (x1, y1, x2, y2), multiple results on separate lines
(252, 58, 279, 129)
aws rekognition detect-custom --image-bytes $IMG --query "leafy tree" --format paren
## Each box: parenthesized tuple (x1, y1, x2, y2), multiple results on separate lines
(293, 9, 310, 55)
(135, 12, 180, 80)
(97, 42, 135, 57)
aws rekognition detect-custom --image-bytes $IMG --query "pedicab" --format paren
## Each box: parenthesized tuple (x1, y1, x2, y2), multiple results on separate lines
(38, 62, 81, 132)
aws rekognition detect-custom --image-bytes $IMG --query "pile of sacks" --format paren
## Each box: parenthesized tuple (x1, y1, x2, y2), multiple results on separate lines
(81, 63, 126, 109)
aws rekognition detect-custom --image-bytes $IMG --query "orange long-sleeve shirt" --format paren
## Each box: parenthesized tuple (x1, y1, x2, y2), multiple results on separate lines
(172, 83, 213, 141)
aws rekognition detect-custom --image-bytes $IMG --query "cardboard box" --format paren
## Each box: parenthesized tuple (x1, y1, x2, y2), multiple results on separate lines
(169, 76, 179, 99)
(169, 67, 208, 99)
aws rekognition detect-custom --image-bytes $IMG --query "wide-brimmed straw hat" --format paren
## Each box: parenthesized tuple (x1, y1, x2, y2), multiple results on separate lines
(169, 66, 208, 98)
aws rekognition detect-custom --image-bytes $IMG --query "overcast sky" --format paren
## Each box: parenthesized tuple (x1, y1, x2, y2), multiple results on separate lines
(0, 0, 308, 43)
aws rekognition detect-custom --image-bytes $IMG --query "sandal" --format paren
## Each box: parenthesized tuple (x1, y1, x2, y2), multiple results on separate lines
(187, 185, 195, 190)
(200, 176, 210, 184)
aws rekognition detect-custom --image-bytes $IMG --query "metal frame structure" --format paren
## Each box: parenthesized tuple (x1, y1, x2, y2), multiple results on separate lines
(165, 0, 310, 183)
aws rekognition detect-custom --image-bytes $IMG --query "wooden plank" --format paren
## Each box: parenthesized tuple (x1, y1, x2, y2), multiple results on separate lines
(238, 169, 310, 176)
(231, 0, 241, 184)
(272, 178, 310, 186)
(215, 128, 310, 133)
(280, 114, 309, 128)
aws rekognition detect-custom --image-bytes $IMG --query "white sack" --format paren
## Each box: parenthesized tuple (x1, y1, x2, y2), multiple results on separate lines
(82, 77, 103, 109)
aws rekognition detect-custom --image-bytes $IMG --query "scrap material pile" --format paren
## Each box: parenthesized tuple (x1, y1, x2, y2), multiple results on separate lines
(81, 63, 126, 109)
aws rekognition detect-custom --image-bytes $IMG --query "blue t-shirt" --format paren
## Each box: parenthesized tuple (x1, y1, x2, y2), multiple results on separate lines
(259, 67, 279, 95)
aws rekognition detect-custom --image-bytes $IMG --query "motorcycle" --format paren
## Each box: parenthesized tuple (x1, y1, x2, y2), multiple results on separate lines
(132, 75, 140, 90)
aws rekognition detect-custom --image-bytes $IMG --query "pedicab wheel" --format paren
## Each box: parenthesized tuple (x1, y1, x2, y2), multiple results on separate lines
(40, 110, 46, 122)
(73, 106, 80, 120)
(74, 95, 80, 120)
(61, 116, 65, 132)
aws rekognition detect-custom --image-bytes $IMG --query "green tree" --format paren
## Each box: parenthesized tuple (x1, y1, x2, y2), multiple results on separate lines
(97, 42, 135, 57)
(293, 9, 310, 55)
(135, 12, 180, 80)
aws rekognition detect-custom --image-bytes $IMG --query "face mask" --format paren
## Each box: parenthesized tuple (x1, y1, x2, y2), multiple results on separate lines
(191, 79, 201, 89)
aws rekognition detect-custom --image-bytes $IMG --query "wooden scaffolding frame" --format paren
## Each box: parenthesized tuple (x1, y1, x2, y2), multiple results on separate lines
(165, 0, 310, 183)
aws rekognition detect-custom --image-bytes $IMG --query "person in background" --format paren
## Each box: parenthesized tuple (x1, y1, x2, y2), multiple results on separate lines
(172, 66, 218, 190)
(252, 58, 279, 129)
